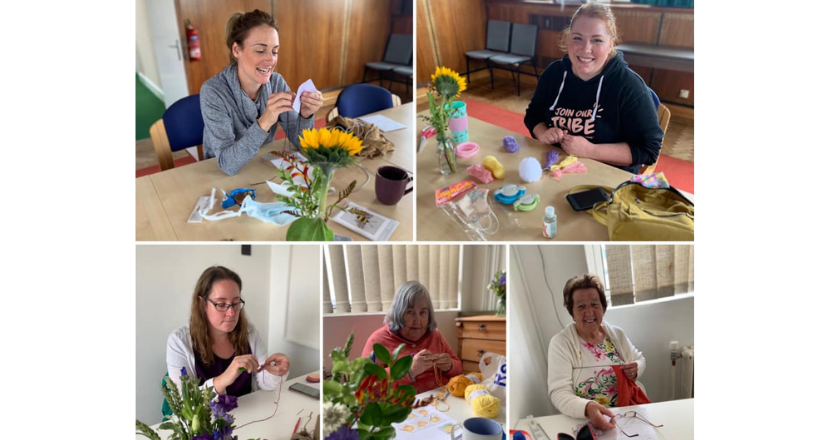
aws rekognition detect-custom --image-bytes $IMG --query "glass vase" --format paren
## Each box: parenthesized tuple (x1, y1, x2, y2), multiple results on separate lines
(496, 298, 506, 317)
(436, 133, 457, 175)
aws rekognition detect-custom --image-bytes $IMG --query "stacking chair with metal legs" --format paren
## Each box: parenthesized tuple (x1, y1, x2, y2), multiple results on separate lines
(488, 23, 539, 96)
(465, 20, 512, 84)
(363, 34, 413, 90)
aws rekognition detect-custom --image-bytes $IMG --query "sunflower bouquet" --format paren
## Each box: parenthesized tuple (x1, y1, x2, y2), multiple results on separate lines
(420, 66, 467, 174)
(275, 127, 368, 241)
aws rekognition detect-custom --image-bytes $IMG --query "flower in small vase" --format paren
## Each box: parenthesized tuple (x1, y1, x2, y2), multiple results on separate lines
(431, 66, 467, 99)
(274, 128, 369, 241)
(489, 270, 507, 317)
(420, 66, 467, 174)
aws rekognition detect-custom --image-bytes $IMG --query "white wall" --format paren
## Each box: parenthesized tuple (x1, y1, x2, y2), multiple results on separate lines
(508, 245, 694, 426)
(136, 245, 320, 425)
(135, 0, 161, 89)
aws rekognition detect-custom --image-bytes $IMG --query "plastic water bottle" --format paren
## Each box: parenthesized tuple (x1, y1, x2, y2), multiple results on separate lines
(542, 206, 557, 239)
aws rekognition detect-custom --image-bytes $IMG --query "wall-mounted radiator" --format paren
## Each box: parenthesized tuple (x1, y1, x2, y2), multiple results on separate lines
(679, 345, 694, 398)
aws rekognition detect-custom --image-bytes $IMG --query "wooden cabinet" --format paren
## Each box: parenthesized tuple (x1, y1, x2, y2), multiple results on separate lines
(455, 315, 506, 374)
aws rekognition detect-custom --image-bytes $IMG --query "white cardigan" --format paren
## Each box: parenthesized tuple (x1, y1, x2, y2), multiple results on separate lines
(547, 321, 646, 419)
(166, 323, 285, 393)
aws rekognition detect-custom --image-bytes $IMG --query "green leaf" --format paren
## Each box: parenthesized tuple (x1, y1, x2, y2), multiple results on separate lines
(373, 343, 391, 366)
(391, 343, 405, 362)
(390, 355, 413, 381)
(374, 426, 397, 440)
(136, 420, 162, 440)
(380, 405, 412, 424)
(360, 402, 384, 426)
(286, 217, 334, 241)
(323, 380, 343, 399)
(363, 362, 388, 381)
(357, 428, 371, 440)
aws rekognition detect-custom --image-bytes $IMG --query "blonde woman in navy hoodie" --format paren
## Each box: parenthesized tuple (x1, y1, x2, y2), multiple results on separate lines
(524, 3, 663, 174)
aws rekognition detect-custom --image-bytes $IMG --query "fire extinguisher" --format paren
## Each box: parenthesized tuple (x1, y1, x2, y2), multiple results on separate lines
(186, 19, 201, 61)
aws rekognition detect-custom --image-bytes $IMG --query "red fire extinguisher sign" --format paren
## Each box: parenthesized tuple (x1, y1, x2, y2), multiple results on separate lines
(186, 19, 201, 61)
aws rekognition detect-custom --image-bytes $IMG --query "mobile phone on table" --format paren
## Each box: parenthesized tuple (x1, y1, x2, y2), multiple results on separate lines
(289, 382, 320, 399)
(566, 188, 610, 211)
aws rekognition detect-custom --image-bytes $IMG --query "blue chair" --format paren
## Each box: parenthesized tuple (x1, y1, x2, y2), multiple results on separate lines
(149, 94, 205, 171)
(326, 84, 402, 121)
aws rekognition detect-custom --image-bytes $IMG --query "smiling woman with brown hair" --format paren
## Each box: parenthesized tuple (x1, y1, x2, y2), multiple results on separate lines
(361, 281, 462, 393)
(200, 9, 323, 175)
(165, 265, 291, 397)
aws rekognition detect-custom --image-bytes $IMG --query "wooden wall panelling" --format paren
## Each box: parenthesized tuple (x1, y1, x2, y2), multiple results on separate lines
(658, 12, 694, 48)
(392, 15, 413, 34)
(649, 69, 694, 106)
(274, 0, 347, 91)
(614, 10, 661, 45)
(429, 0, 488, 79)
(416, 0, 437, 86)
(343, 0, 393, 86)
(177, 0, 271, 96)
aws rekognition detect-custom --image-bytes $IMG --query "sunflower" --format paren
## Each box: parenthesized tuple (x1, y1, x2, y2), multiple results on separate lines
(431, 66, 467, 98)
(299, 128, 363, 168)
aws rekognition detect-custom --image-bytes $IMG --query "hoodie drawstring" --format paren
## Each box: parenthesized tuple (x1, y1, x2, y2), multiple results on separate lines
(548, 71, 567, 112)
(591, 75, 604, 122)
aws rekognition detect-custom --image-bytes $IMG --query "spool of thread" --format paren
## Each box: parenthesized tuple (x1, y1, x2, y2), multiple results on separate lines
(465, 384, 501, 418)
(447, 372, 483, 397)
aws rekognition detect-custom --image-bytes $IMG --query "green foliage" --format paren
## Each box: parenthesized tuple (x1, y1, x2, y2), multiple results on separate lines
(287, 217, 334, 241)
(324, 333, 417, 440)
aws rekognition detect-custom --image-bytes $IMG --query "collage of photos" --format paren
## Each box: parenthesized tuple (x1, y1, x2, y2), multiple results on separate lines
(135, 1, 693, 440)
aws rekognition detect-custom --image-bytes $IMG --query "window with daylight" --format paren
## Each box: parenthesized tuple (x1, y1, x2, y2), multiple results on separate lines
(323, 244, 462, 314)
(586, 245, 694, 307)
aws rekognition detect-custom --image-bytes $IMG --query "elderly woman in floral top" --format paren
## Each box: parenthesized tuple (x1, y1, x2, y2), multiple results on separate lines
(547, 274, 646, 431)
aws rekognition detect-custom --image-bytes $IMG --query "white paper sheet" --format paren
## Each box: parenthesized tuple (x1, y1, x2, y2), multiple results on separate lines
(293, 79, 320, 113)
(393, 406, 457, 440)
(358, 114, 406, 132)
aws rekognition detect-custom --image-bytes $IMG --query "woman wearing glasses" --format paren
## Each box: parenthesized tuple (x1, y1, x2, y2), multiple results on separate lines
(547, 274, 646, 431)
(166, 266, 290, 396)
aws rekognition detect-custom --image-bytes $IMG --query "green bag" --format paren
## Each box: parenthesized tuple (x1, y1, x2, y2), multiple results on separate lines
(570, 182, 694, 241)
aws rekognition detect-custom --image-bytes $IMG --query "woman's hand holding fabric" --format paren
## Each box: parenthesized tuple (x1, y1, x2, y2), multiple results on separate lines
(411, 349, 434, 376)
(299, 91, 323, 119)
(585, 401, 616, 431)
(620, 361, 638, 380)
(259, 353, 290, 376)
(258, 91, 295, 131)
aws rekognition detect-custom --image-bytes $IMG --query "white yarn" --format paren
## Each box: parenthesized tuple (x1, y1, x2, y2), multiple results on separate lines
(519, 157, 543, 183)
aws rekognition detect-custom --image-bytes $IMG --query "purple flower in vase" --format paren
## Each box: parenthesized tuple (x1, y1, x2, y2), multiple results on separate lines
(326, 426, 360, 440)
(191, 435, 212, 440)
(211, 394, 239, 422)
(212, 425, 234, 440)
(499, 273, 506, 286)
(181, 367, 188, 378)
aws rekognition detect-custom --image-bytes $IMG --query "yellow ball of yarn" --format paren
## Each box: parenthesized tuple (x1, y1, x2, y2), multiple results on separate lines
(482, 156, 505, 179)
(448, 372, 483, 397)
(465, 384, 501, 418)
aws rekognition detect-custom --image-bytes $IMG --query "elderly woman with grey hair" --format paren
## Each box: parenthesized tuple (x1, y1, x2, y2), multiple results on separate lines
(361, 281, 462, 393)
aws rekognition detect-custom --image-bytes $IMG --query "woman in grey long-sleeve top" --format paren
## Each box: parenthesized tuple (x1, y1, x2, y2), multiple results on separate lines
(200, 10, 323, 175)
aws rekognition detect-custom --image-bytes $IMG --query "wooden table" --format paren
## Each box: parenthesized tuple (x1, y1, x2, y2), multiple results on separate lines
(136, 104, 414, 241)
(515, 398, 693, 440)
(416, 115, 636, 241)
(137, 372, 321, 440)
(397, 386, 506, 437)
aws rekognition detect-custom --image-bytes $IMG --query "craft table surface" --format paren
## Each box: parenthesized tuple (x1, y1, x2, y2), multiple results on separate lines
(416, 114, 638, 241)
(515, 398, 693, 440)
(397, 386, 506, 435)
(137, 372, 320, 440)
(136, 103, 414, 241)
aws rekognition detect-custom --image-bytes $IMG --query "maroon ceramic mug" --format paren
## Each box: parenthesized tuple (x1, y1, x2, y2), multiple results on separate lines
(375, 166, 413, 205)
